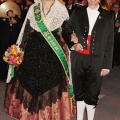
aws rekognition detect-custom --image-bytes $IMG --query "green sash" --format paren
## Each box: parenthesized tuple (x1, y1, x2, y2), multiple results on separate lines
(34, 3, 74, 98)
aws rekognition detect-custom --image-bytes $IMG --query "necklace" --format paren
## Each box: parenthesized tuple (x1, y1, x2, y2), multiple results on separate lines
(42, 0, 55, 22)
(42, 15, 48, 22)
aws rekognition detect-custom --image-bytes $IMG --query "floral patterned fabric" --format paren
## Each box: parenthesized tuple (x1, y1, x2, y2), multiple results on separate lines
(5, 83, 72, 120)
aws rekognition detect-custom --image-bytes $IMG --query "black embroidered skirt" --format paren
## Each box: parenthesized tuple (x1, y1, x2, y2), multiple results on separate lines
(13, 30, 67, 97)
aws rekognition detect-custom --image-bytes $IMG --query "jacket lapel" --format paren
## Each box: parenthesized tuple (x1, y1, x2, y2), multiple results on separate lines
(82, 9, 89, 29)
(92, 6, 104, 33)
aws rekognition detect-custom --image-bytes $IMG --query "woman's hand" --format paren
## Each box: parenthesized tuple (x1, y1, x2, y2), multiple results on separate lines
(71, 33, 78, 43)
(73, 43, 83, 51)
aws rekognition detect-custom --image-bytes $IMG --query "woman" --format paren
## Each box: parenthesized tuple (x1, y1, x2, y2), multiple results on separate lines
(4, 0, 72, 119)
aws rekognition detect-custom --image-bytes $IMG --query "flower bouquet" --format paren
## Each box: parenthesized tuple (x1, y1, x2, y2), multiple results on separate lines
(3, 44, 24, 66)
(3, 44, 24, 83)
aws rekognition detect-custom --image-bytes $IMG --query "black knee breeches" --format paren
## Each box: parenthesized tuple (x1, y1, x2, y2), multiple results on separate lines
(71, 51, 104, 105)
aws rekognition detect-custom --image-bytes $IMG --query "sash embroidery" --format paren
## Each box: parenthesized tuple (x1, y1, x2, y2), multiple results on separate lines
(34, 3, 74, 98)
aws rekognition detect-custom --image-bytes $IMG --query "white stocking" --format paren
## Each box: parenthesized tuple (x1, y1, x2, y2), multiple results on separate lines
(77, 101, 86, 120)
(86, 104, 96, 120)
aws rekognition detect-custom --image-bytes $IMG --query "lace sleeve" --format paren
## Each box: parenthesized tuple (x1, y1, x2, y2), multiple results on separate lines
(16, 5, 33, 46)
(19, 19, 33, 48)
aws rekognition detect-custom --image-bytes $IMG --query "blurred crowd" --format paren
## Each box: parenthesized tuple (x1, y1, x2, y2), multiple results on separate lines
(0, 0, 120, 81)
(0, 0, 34, 81)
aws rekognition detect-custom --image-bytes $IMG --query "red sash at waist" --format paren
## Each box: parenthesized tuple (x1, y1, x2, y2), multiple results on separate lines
(77, 35, 91, 54)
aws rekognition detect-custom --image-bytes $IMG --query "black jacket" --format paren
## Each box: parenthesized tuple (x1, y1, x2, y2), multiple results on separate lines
(62, 6, 114, 69)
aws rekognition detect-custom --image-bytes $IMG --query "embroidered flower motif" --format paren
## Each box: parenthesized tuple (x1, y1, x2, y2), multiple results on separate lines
(35, 9, 40, 14)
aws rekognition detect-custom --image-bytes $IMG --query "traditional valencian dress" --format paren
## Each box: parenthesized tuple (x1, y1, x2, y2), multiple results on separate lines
(4, 0, 73, 119)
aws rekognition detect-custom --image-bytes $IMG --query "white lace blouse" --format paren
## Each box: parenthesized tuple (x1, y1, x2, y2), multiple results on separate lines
(16, 0, 69, 45)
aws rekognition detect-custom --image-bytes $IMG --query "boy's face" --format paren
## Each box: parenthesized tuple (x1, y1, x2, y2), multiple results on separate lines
(87, 0, 100, 6)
